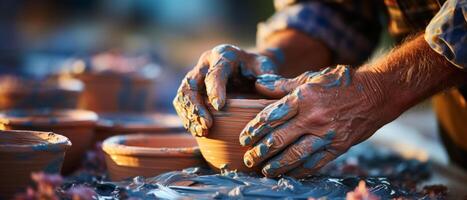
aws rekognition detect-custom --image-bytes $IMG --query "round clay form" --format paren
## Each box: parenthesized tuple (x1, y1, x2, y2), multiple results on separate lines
(75, 73, 156, 112)
(102, 133, 203, 181)
(0, 76, 83, 110)
(0, 109, 97, 174)
(0, 130, 71, 199)
(95, 112, 183, 143)
(195, 98, 275, 172)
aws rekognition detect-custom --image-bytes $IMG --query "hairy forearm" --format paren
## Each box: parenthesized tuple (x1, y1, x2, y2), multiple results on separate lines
(357, 34, 467, 116)
(257, 29, 333, 77)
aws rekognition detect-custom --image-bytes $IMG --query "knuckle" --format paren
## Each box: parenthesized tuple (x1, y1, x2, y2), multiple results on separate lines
(288, 146, 305, 161)
(271, 133, 285, 150)
(212, 44, 239, 53)
(200, 50, 211, 59)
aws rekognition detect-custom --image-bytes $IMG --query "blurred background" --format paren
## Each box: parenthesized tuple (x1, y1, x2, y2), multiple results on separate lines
(1, 1, 467, 196)
(0, 0, 275, 110)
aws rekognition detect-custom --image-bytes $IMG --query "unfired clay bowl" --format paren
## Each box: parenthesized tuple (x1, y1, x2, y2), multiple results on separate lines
(0, 76, 83, 110)
(0, 109, 97, 174)
(102, 133, 203, 181)
(0, 130, 71, 199)
(75, 73, 156, 112)
(196, 98, 275, 172)
(95, 112, 183, 143)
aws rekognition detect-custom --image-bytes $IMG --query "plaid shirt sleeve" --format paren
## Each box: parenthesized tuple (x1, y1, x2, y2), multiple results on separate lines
(425, 0, 466, 69)
(257, 0, 382, 65)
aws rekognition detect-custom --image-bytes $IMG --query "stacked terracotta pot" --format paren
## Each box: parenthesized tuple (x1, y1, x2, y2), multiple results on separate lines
(0, 76, 83, 110)
(0, 109, 98, 174)
(75, 73, 156, 112)
(0, 130, 71, 199)
(102, 133, 203, 181)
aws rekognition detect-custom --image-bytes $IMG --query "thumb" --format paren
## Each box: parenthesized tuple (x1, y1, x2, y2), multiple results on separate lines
(256, 71, 318, 98)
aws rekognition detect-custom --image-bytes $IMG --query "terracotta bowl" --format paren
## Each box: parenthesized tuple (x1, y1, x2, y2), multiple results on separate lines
(195, 98, 275, 172)
(102, 133, 203, 181)
(0, 76, 83, 110)
(0, 109, 97, 174)
(95, 112, 183, 143)
(0, 130, 71, 199)
(75, 73, 156, 112)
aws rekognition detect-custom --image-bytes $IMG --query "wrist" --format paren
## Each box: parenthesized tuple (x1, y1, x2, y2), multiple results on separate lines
(354, 65, 406, 121)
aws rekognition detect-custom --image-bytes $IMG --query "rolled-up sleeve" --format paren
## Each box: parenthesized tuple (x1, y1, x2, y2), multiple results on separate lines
(257, 0, 382, 65)
(425, 0, 466, 69)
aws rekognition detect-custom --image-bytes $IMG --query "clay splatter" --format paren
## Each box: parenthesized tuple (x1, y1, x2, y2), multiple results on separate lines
(256, 74, 283, 91)
(13, 143, 442, 199)
(303, 151, 325, 169)
(257, 56, 277, 74)
(266, 103, 291, 122)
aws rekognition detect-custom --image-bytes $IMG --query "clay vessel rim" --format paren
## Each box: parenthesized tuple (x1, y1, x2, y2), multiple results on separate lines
(0, 77, 83, 93)
(102, 133, 200, 157)
(0, 130, 71, 152)
(223, 98, 276, 109)
(96, 112, 183, 131)
(0, 109, 98, 126)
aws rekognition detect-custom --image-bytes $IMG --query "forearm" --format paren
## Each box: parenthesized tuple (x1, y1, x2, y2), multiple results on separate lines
(357, 34, 467, 117)
(257, 29, 333, 78)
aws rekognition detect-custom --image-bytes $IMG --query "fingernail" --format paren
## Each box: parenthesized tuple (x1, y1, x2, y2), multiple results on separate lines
(239, 136, 251, 146)
(257, 143, 269, 157)
(244, 156, 253, 168)
(262, 161, 280, 175)
(210, 97, 222, 110)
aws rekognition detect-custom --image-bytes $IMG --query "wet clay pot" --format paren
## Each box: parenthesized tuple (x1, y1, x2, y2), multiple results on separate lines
(95, 112, 183, 143)
(102, 133, 203, 181)
(196, 98, 275, 172)
(0, 130, 71, 199)
(75, 73, 156, 112)
(0, 109, 97, 174)
(0, 76, 83, 110)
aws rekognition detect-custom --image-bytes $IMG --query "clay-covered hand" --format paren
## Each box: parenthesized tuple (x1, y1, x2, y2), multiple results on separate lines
(240, 65, 400, 178)
(173, 44, 280, 136)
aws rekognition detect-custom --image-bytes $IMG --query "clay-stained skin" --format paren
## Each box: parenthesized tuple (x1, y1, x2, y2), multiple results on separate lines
(173, 44, 280, 136)
(241, 65, 392, 178)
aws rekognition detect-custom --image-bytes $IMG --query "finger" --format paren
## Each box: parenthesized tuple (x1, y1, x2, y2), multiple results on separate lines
(286, 150, 338, 178)
(173, 56, 212, 136)
(205, 45, 242, 110)
(261, 134, 331, 177)
(243, 121, 303, 168)
(239, 94, 299, 146)
(173, 77, 212, 136)
(255, 71, 319, 98)
(205, 59, 233, 111)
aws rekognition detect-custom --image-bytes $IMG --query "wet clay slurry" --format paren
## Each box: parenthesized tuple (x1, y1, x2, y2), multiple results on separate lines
(0, 109, 97, 175)
(75, 73, 156, 112)
(102, 133, 204, 181)
(196, 98, 276, 172)
(0, 130, 71, 199)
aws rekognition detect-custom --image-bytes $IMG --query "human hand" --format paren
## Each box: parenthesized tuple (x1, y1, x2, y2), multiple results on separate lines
(240, 65, 401, 178)
(173, 44, 281, 136)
